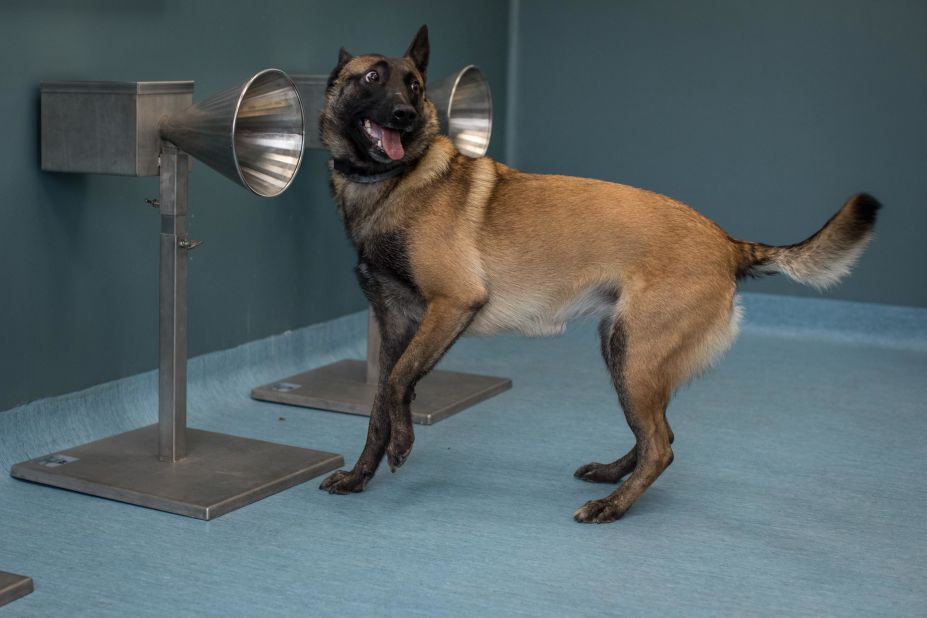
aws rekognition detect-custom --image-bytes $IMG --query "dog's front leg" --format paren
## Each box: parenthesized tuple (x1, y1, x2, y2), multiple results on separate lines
(321, 296, 480, 492)
(384, 296, 484, 471)
(321, 269, 418, 494)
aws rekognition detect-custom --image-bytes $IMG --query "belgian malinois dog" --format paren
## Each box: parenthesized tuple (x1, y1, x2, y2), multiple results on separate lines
(318, 25, 880, 522)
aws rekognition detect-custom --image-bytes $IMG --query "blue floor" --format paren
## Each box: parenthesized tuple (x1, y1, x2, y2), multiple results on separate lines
(2, 293, 926, 616)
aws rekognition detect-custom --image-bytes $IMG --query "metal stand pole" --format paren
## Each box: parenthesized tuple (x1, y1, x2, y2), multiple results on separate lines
(251, 306, 512, 425)
(0, 572, 33, 607)
(158, 143, 189, 462)
(10, 144, 343, 520)
(366, 309, 380, 384)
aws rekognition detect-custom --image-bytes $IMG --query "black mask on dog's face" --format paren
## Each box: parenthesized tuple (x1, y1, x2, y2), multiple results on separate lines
(323, 25, 434, 170)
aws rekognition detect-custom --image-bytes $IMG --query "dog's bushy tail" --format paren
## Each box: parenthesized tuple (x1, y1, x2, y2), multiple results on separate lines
(735, 193, 881, 289)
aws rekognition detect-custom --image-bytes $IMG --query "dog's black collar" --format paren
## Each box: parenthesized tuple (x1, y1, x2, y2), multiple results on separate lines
(330, 159, 408, 184)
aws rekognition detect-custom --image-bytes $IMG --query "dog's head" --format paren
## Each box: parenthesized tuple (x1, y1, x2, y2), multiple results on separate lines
(320, 25, 440, 172)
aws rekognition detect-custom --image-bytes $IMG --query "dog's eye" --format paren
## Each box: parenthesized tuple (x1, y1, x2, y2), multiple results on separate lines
(364, 70, 379, 83)
(410, 80, 421, 94)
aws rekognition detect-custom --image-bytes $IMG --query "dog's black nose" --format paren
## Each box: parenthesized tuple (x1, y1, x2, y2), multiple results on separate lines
(392, 104, 417, 125)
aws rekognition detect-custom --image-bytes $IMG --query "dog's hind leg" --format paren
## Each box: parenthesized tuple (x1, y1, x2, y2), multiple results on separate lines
(574, 283, 738, 522)
(574, 317, 675, 484)
(574, 310, 675, 522)
(574, 447, 638, 484)
(574, 426, 676, 484)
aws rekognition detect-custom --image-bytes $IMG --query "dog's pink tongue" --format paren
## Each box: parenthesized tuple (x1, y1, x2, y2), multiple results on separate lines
(381, 127, 404, 160)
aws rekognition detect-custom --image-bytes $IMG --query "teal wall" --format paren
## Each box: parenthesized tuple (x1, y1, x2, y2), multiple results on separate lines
(0, 1, 510, 411)
(3, 1, 924, 411)
(510, 0, 926, 308)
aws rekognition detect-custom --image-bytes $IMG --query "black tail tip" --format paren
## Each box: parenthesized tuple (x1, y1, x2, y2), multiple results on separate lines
(851, 192, 882, 225)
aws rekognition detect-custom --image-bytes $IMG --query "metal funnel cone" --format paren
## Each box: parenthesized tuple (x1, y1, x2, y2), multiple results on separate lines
(160, 69, 305, 197)
(429, 65, 493, 158)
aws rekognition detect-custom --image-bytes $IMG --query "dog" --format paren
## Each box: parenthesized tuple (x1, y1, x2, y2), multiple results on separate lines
(317, 25, 880, 523)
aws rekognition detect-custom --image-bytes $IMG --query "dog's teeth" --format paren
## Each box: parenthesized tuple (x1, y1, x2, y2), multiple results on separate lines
(377, 139, 383, 149)
(364, 119, 371, 129)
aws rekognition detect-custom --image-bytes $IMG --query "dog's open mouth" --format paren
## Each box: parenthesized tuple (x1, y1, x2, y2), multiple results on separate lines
(362, 119, 405, 161)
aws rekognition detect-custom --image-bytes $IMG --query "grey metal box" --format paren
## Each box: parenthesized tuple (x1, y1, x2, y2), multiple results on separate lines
(41, 81, 194, 176)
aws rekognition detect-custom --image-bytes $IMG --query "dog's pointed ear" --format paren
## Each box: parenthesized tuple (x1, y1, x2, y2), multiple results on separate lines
(404, 25, 429, 80)
(337, 47, 353, 68)
(327, 47, 354, 90)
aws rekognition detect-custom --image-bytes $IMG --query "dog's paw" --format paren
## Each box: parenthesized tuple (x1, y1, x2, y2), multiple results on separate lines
(574, 498, 628, 524)
(574, 462, 627, 484)
(386, 430, 414, 472)
(319, 469, 369, 494)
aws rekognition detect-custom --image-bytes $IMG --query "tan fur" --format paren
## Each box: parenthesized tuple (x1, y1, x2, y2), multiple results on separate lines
(330, 127, 743, 387)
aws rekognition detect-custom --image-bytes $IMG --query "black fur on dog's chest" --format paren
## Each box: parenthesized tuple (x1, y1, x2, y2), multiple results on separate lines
(354, 230, 425, 323)
(356, 230, 417, 292)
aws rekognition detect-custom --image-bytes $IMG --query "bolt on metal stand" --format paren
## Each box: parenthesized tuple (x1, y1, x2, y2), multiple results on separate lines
(0, 572, 33, 608)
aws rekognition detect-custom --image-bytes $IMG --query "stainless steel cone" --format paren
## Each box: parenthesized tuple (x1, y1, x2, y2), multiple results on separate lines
(160, 69, 305, 197)
(429, 65, 493, 158)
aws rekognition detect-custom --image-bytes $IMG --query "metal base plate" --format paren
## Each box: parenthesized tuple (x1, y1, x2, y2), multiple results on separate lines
(252, 359, 512, 425)
(0, 571, 33, 607)
(10, 425, 343, 520)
